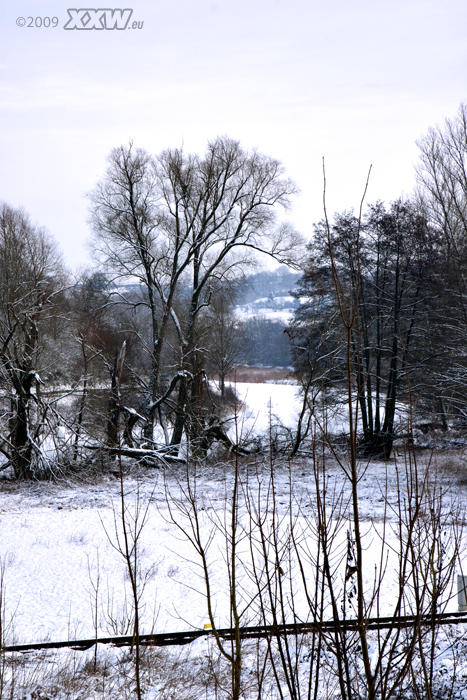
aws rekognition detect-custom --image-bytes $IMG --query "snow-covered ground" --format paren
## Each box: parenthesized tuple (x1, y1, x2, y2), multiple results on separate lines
(0, 383, 463, 644)
(1, 455, 467, 698)
(227, 381, 301, 437)
(1, 382, 467, 698)
(0, 458, 464, 645)
(228, 381, 411, 440)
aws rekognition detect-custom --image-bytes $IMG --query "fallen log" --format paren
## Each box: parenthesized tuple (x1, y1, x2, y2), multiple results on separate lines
(81, 444, 186, 465)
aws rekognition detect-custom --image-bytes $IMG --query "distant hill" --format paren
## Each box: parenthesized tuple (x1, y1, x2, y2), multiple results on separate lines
(236, 268, 301, 306)
(235, 268, 302, 367)
(235, 268, 301, 324)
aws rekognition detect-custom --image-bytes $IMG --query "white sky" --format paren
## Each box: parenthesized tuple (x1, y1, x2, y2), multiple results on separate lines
(1, 0, 466, 271)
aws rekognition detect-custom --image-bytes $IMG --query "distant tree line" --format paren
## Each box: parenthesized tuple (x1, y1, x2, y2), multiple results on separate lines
(289, 101, 467, 457)
(241, 317, 292, 367)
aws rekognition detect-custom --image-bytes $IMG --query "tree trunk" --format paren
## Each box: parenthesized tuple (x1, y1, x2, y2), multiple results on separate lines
(10, 372, 36, 480)
(170, 375, 188, 451)
(107, 342, 126, 446)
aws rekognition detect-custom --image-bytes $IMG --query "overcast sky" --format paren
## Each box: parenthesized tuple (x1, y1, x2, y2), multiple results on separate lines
(1, 0, 466, 271)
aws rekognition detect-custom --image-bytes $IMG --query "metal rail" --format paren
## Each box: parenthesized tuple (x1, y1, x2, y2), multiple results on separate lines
(4, 611, 467, 653)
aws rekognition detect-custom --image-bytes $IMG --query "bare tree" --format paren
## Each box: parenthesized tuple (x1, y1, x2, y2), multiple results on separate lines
(87, 143, 164, 441)
(88, 137, 303, 454)
(204, 286, 245, 397)
(165, 450, 251, 700)
(0, 203, 65, 479)
(416, 102, 467, 248)
(295, 169, 464, 700)
(416, 102, 467, 417)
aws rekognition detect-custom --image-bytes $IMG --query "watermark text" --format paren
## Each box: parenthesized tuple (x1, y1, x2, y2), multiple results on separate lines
(16, 9, 143, 30)
(64, 8, 134, 30)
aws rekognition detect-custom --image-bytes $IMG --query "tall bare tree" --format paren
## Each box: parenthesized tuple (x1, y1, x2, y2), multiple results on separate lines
(416, 102, 467, 416)
(0, 203, 65, 479)
(88, 137, 303, 453)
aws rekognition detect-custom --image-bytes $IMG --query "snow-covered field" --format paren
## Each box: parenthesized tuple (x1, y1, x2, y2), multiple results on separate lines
(1, 383, 467, 698)
(1, 457, 464, 645)
(228, 381, 301, 436)
(229, 381, 412, 439)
